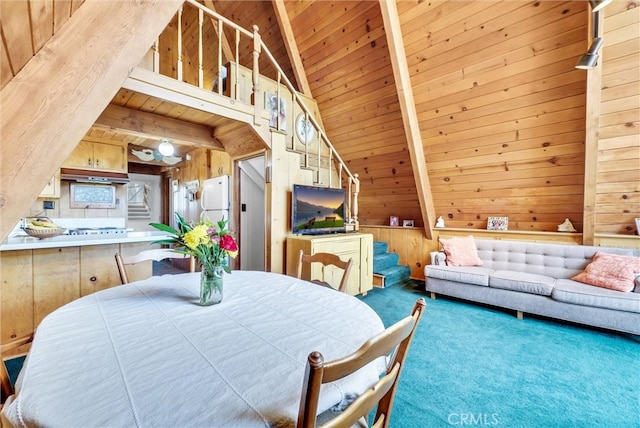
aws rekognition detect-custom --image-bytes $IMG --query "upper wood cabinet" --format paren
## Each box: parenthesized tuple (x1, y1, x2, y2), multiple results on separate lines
(38, 170, 61, 198)
(62, 140, 127, 172)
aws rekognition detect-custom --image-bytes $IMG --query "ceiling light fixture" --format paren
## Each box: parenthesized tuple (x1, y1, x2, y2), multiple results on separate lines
(575, 37, 604, 69)
(158, 139, 175, 156)
(576, 9, 604, 70)
(589, 0, 612, 12)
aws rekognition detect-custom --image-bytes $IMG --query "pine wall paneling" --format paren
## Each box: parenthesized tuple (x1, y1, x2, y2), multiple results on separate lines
(288, 1, 420, 226)
(400, 0, 588, 232)
(214, 0, 294, 83)
(597, 2, 640, 235)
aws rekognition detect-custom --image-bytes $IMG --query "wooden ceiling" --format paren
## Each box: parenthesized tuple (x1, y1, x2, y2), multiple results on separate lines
(3, 1, 636, 233)
(1, 0, 401, 181)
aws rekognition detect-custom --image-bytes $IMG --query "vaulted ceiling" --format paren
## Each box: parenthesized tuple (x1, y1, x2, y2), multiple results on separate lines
(2, 0, 422, 225)
(3, 1, 637, 240)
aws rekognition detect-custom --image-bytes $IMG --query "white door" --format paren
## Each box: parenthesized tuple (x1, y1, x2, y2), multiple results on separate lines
(238, 155, 266, 271)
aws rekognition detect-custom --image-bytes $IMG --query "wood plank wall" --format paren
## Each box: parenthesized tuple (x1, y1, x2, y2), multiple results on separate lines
(399, 0, 589, 232)
(287, 1, 422, 227)
(597, 2, 640, 235)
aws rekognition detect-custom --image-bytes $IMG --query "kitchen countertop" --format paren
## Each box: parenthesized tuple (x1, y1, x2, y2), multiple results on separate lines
(0, 231, 172, 252)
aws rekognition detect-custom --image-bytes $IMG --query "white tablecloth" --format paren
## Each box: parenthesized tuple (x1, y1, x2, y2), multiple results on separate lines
(2, 271, 384, 427)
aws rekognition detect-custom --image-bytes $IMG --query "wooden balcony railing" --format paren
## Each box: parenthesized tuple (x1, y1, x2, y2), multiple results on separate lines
(144, 0, 360, 227)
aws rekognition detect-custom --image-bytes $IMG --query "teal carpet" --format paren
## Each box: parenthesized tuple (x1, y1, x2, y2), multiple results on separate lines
(359, 281, 640, 427)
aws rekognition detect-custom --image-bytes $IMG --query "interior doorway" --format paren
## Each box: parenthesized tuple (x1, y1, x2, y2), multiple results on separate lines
(127, 173, 161, 231)
(237, 155, 266, 271)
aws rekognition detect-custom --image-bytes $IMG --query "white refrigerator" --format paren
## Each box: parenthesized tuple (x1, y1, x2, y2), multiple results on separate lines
(200, 175, 231, 223)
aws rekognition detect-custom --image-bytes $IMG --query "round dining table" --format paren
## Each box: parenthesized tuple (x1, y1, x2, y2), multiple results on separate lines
(1, 270, 385, 428)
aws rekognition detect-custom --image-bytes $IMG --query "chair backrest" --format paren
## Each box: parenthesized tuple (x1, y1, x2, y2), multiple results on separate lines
(296, 249, 354, 293)
(1, 333, 34, 404)
(115, 249, 195, 284)
(297, 298, 426, 428)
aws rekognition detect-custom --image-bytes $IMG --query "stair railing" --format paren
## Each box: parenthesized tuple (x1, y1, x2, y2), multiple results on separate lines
(151, 0, 360, 227)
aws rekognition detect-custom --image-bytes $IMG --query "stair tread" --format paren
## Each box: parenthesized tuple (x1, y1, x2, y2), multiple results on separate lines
(372, 241, 410, 287)
(374, 264, 410, 275)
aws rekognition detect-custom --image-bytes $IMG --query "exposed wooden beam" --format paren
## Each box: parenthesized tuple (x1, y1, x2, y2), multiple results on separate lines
(0, 0, 183, 241)
(95, 104, 222, 149)
(582, 10, 603, 245)
(202, 0, 234, 63)
(272, 0, 312, 96)
(123, 67, 273, 150)
(379, 0, 435, 239)
(123, 67, 256, 124)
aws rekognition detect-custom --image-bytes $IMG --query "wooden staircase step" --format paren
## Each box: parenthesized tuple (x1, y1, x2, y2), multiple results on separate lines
(373, 274, 385, 288)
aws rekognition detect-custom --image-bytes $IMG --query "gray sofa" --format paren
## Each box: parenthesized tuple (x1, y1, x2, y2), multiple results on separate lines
(424, 238, 640, 335)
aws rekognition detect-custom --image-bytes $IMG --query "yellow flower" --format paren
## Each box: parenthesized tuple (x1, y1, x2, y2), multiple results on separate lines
(184, 225, 210, 250)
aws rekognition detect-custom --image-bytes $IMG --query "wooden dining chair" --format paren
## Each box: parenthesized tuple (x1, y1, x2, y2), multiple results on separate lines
(1, 332, 34, 406)
(297, 298, 426, 428)
(115, 249, 196, 284)
(296, 249, 354, 293)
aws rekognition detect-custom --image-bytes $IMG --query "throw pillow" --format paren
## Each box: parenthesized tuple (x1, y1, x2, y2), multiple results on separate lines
(439, 235, 483, 267)
(571, 252, 640, 293)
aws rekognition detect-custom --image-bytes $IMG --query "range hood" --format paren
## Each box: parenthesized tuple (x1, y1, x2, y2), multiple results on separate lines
(60, 168, 130, 184)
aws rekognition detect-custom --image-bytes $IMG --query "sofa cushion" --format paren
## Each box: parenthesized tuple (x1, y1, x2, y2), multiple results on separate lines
(571, 252, 640, 293)
(439, 235, 483, 266)
(489, 271, 555, 296)
(553, 279, 640, 314)
(474, 239, 635, 279)
(425, 265, 493, 286)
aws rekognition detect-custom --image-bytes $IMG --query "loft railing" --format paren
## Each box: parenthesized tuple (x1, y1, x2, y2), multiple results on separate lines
(146, 0, 360, 227)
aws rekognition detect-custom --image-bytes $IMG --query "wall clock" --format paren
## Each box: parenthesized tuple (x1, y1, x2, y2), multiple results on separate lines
(295, 113, 316, 144)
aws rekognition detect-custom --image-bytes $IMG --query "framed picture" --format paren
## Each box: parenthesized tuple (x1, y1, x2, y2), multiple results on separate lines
(487, 216, 509, 231)
(265, 92, 286, 131)
(389, 216, 399, 227)
(295, 113, 316, 144)
(70, 184, 116, 209)
(635, 218, 640, 235)
(403, 219, 415, 227)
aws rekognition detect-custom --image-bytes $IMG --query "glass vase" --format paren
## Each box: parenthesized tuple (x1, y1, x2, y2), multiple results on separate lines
(200, 266, 223, 306)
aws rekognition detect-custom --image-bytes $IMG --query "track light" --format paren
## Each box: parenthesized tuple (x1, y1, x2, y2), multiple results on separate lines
(158, 139, 175, 156)
(589, 0, 612, 12)
(575, 37, 604, 69)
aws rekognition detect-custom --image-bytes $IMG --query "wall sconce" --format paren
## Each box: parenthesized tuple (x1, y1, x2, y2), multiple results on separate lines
(575, 37, 604, 69)
(589, 0, 612, 12)
(158, 139, 175, 156)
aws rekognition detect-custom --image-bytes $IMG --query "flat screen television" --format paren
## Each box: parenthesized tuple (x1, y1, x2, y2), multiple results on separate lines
(292, 184, 346, 235)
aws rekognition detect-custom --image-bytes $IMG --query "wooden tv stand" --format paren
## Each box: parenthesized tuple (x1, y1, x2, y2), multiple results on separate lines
(285, 233, 373, 296)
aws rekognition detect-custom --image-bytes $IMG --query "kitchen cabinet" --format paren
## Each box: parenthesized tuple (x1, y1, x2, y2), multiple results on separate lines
(33, 247, 80, 327)
(0, 241, 154, 356)
(80, 244, 121, 296)
(38, 170, 61, 198)
(1, 250, 33, 347)
(62, 140, 127, 172)
(286, 233, 373, 296)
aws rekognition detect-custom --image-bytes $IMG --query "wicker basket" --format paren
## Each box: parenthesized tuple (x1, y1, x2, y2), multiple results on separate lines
(23, 227, 66, 239)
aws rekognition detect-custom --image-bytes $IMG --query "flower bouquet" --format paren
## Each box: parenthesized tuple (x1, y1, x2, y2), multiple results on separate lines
(150, 213, 238, 305)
